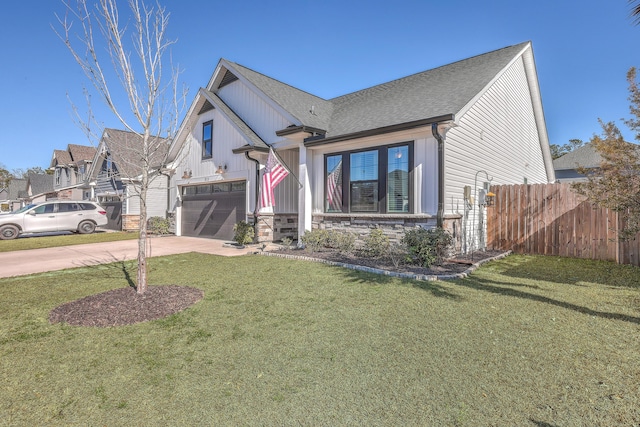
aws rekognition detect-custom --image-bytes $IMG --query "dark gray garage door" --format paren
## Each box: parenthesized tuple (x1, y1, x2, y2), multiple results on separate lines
(181, 181, 246, 240)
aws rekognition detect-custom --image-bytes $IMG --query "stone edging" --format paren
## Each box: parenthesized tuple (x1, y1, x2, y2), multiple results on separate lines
(258, 250, 513, 281)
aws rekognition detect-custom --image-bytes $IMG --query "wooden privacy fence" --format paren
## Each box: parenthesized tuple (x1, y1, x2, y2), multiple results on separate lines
(486, 183, 640, 266)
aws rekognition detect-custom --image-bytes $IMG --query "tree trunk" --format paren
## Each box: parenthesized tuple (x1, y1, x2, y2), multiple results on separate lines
(137, 168, 149, 294)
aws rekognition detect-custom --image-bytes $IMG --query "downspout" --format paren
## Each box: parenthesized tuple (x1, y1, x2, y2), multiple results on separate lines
(245, 151, 261, 224)
(432, 123, 445, 228)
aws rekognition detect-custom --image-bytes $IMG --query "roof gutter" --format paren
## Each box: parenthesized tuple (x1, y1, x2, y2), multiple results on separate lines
(304, 114, 455, 147)
(245, 151, 261, 219)
(432, 123, 446, 228)
(275, 125, 326, 138)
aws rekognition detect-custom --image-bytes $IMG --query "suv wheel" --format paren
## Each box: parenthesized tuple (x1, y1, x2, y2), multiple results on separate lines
(0, 225, 20, 240)
(77, 221, 96, 234)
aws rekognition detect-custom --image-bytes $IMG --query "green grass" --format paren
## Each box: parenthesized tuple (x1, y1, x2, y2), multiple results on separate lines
(0, 231, 138, 252)
(1, 253, 639, 426)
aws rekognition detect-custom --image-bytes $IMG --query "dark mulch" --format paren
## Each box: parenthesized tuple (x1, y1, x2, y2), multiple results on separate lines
(271, 248, 506, 276)
(49, 285, 204, 327)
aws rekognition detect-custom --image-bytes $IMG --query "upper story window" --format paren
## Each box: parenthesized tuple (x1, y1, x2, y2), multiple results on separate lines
(202, 121, 213, 159)
(55, 168, 61, 185)
(324, 142, 413, 214)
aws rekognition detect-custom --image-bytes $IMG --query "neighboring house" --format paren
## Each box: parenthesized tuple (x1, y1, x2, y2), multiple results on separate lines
(0, 179, 27, 212)
(24, 173, 56, 204)
(88, 128, 171, 231)
(50, 144, 97, 200)
(553, 142, 640, 183)
(167, 41, 555, 249)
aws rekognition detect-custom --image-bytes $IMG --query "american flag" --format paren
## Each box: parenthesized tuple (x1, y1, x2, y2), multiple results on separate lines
(327, 159, 342, 211)
(260, 148, 289, 209)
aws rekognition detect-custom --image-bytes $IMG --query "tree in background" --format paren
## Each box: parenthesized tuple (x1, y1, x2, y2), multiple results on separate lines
(549, 138, 585, 159)
(0, 164, 10, 188)
(573, 68, 640, 239)
(11, 167, 51, 179)
(57, 0, 184, 294)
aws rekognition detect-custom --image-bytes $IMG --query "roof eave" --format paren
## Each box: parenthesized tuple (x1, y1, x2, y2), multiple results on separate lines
(303, 114, 455, 147)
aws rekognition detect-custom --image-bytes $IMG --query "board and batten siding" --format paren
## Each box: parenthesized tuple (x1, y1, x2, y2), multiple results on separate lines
(270, 148, 299, 214)
(217, 80, 293, 145)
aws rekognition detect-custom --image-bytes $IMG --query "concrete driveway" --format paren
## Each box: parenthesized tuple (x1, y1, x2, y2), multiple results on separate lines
(0, 236, 264, 279)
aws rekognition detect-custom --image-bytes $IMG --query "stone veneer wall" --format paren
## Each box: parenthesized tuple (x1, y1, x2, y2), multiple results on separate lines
(122, 214, 140, 232)
(312, 214, 462, 252)
(254, 213, 299, 243)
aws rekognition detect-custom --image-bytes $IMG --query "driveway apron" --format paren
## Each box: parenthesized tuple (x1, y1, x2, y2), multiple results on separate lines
(0, 236, 258, 278)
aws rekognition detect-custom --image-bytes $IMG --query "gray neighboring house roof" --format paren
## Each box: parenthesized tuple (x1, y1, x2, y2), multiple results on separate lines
(553, 143, 603, 171)
(102, 128, 170, 179)
(224, 41, 530, 142)
(27, 173, 55, 198)
(4, 179, 27, 200)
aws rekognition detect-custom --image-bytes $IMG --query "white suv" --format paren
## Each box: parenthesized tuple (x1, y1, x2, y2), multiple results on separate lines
(0, 201, 109, 240)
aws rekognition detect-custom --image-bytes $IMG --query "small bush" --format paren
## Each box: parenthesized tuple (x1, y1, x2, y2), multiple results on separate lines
(300, 229, 329, 252)
(327, 230, 356, 254)
(280, 236, 294, 250)
(147, 216, 171, 235)
(233, 220, 255, 246)
(402, 227, 453, 268)
(362, 228, 390, 258)
(388, 242, 407, 268)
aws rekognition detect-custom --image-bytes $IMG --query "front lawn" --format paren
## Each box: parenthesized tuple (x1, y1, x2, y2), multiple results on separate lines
(1, 254, 638, 425)
(0, 231, 138, 252)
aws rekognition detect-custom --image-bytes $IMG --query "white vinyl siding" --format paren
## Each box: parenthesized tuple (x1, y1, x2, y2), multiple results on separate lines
(444, 56, 549, 251)
(445, 56, 548, 214)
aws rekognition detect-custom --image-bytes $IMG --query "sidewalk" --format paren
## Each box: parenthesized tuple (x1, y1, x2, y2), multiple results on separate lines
(0, 236, 271, 279)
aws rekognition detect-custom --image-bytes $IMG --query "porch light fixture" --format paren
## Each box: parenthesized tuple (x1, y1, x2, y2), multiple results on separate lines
(216, 163, 228, 174)
(182, 169, 192, 179)
(486, 191, 496, 207)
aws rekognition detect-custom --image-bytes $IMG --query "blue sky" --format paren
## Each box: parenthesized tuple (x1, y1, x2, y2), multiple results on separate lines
(1, 0, 638, 172)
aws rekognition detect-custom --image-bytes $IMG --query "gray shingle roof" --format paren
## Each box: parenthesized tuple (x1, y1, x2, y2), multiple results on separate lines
(103, 129, 170, 179)
(6, 179, 26, 199)
(552, 143, 602, 170)
(553, 141, 640, 170)
(225, 61, 333, 132)
(224, 42, 530, 140)
(28, 173, 54, 197)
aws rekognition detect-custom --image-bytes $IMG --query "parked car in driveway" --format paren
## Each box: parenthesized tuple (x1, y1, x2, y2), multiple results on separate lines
(0, 201, 108, 240)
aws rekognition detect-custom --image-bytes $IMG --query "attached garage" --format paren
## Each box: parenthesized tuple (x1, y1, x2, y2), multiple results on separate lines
(181, 181, 247, 240)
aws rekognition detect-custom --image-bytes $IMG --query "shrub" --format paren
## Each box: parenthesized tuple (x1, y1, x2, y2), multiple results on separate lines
(388, 242, 407, 268)
(327, 230, 356, 254)
(361, 228, 390, 258)
(300, 229, 355, 254)
(233, 220, 255, 246)
(402, 227, 453, 268)
(300, 229, 329, 252)
(147, 216, 171, 235)
(280, 236, 294, 250)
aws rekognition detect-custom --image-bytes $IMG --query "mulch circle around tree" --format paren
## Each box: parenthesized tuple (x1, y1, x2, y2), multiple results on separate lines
(49, 285, 204, 327)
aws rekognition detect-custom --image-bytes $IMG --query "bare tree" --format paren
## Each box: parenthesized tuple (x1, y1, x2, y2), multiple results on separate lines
(632, 0, 640, 24)
(56, 0, 185, 294)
